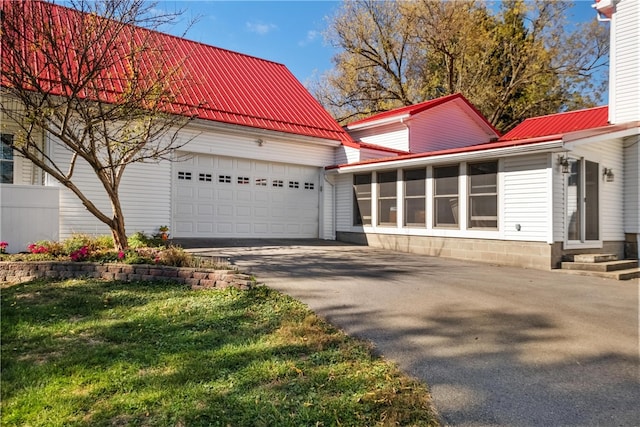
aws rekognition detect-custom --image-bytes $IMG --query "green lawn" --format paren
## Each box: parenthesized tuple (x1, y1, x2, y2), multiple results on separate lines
(1, 279, 438, 426)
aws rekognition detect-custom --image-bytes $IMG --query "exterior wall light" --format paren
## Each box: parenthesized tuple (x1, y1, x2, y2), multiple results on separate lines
(256, 139, 264, 147)
(558, 155, 570, 174)
(603, 167, 614, 182)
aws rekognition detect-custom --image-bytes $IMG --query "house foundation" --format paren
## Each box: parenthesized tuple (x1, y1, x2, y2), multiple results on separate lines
(337, 232, 554, 270)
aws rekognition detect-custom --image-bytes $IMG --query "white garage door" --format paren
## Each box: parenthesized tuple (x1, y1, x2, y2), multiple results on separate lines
(173, 154, 320, 238)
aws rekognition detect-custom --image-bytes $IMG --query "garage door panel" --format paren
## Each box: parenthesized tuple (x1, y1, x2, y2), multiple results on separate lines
(235, 223, 251, 234)
(217, 205, 233, 216)
(236, 159, 252, 171)
(217, 189, 233, 200)
(174, 154, 318, 238)
(197, 223, 213, 233)
(216, 223, 233, 233)
(177, 187, 194, 198)
(271, 207, 285, 217)
(236, 206, 251, 217)
(217, 157, 233, 169)
(236, 190, 251, 201)
(198, 188, 213, 199)
(198, 204, 214, 215)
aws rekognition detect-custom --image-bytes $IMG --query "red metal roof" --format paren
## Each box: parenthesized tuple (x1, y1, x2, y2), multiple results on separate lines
(500, 106, 609, 141)
(346, 93, 500, 136)
(1, 0, 353, 145)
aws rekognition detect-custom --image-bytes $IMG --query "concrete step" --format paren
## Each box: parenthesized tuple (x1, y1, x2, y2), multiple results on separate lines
(573, 253, 618, 263)
(557, 267, 640, 281)
(561, 260, 639, 272)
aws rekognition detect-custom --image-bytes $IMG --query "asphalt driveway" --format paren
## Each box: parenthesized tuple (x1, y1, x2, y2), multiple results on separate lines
(180, 239, 639, 426)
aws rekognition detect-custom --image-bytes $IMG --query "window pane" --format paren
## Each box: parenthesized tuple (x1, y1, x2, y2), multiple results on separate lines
(469, 195, 497, 228)
(405, 197, 426, 225)
(434, 165, 458, 195)
(0, 135, 14, 184)
(355, 198, 372, 225)
(435, 197, 458, 226)
(585, 160, 599, 241)
(567, 160, 580, 240)
(468, 161, 498, 229)
(404, 169, 425, 196)
(470, 174, 497, 194)
(378, 171, 396, 197)
(353, 173, 372, 225)
(0, 162, 13, 184)
(378, 199, 397, 224)
(469, 162, 498, 176)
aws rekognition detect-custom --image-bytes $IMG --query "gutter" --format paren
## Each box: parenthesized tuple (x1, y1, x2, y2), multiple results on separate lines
(327, 140, 564, 174)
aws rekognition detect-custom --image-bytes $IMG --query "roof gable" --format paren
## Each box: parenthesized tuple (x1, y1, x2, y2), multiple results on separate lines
(346, 93, 500, 137)
(1, 0, 352, 145)
(500, 106, 609, 141)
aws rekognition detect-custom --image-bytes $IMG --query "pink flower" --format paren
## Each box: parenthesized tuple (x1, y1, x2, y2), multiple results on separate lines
(70, 246, 89, 262)
(118, 250, 125, 259)
(28, 244, 48, 254)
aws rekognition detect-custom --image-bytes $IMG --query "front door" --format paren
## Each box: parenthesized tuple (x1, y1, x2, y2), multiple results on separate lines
(567, 158, 599, 244)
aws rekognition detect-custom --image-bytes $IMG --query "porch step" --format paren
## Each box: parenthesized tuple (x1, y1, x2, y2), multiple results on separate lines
(560, 252, 639, 280)
(561, 260, 638, 272)
(573, 253, 618, 263)
(558, 267, 640, 281)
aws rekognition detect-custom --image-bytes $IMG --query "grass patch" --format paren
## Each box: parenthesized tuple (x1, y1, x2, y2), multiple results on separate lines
(1, 279, 438, 426)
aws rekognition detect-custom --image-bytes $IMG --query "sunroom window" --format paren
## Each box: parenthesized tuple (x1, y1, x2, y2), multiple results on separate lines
(353, 173, 372, 226)
(468, 161, 498, 228)
(404, 168, 426, 226)
(433, 165, 459, 227)
(377, 171, 397, 226)
(1, 134, 14, 184)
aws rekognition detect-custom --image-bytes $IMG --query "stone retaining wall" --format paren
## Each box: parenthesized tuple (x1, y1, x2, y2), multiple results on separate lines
(0, 261, 255, 290)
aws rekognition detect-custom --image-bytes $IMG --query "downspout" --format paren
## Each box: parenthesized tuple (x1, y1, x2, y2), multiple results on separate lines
(323, 172, 336, 240)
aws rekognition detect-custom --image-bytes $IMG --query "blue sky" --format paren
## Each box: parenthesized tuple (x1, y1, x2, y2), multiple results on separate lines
(160, 1, 602, 85)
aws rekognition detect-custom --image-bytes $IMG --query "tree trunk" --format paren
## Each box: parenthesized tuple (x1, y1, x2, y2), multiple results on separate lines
(109, 197, 129, 251)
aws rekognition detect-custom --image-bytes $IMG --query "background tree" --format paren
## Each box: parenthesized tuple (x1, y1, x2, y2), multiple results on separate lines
(1, 0, 198, 251)
(313, 0, 609, 133)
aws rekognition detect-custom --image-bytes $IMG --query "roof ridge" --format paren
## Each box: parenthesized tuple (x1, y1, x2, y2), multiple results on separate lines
(523, 105, 608, 121)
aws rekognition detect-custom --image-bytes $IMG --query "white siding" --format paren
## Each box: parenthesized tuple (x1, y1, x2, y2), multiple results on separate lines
(348, 123, 409, 152)
(335, 173, 354, 232)
(180, 126, 337, 168)
(50, 135, 172, 239)
(502, 154, 550, 242)
(610, 0, 640, 124)
(321, 173, 336, 239)
(334, 145, 361, 166)
(0, 184, 59, 252)
(409, 103, 494, 153)
(624, 135, 640, 233)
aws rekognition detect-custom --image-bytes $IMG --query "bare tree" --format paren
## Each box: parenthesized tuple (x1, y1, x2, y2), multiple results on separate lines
(314, 0, 609, 132)
(1, 0, 199, 250)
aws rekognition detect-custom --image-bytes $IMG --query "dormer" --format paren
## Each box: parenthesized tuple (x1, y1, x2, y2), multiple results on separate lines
(345, 93, 500, 157)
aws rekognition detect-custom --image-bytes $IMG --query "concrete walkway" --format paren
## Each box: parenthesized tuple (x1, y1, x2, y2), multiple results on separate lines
(179, 239, 640, 426)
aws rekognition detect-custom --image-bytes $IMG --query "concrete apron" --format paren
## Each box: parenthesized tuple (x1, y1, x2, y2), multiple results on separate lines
(180, 239, 640, 427)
